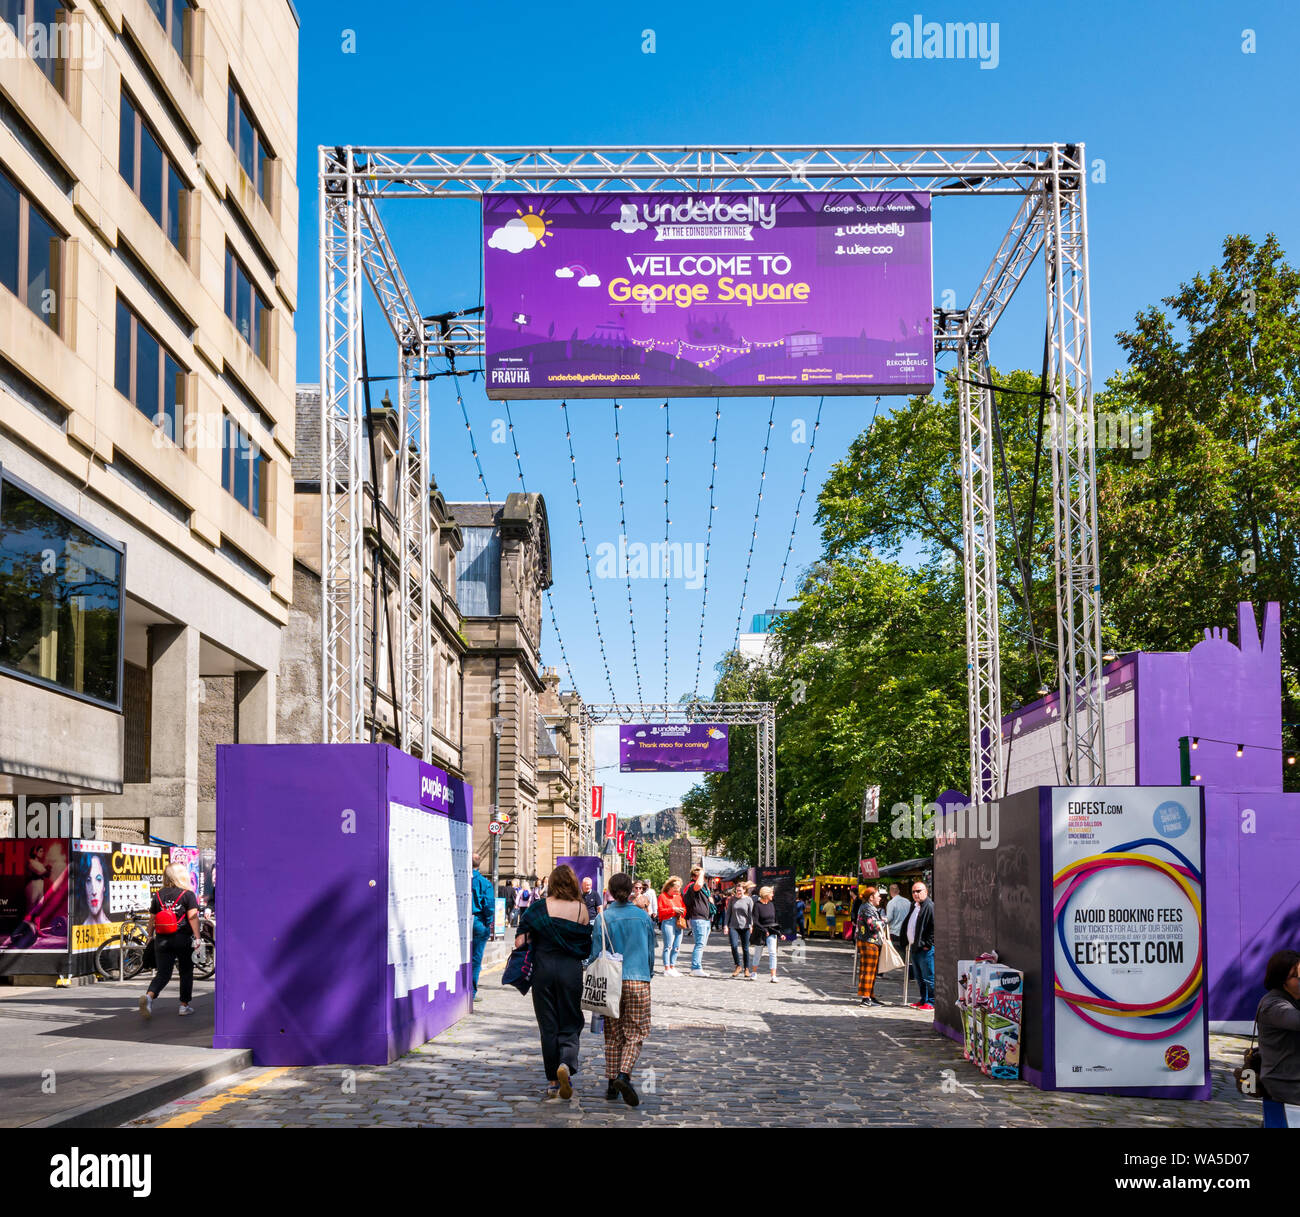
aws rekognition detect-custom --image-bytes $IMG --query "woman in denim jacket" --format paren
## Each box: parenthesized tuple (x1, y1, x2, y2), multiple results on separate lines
(587, 872, 656, 1106)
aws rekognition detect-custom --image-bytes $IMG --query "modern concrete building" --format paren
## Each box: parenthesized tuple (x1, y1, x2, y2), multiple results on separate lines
(280, 386, 466, 779)
(0, 0, 299, 846)
(451, 493, 552, 886)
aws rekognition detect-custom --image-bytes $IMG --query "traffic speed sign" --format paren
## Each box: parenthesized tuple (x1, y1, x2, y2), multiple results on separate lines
(488, 821, 504, 835)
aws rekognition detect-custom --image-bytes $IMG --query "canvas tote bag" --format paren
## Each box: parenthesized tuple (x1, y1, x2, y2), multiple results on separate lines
(581, 908, 623, 1018)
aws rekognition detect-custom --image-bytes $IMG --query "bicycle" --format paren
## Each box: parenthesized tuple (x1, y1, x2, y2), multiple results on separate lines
(93, 909, 152, 981)
(93, 908, 216, 981)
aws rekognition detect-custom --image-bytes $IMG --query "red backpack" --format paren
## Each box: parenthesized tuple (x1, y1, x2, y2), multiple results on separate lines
(154, 891, 186, 935)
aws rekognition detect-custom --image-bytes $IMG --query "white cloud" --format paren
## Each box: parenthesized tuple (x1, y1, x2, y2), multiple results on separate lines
(554, 266, 575, 278)
(578, 273, 601, 288)
(488, 218, 537, 254)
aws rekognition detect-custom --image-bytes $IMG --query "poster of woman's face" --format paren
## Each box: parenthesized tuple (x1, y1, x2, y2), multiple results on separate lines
(77, 854, 110, 925)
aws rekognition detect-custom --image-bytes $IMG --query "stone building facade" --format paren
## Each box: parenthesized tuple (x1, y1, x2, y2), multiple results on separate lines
(0, 0, 299, 846)
(536, 667, 582, 877)
(279, 387, 466, 779)
(451, 494, 551, 885)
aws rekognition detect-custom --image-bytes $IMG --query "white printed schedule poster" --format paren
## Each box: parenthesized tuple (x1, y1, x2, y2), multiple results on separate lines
(386, 802, 472, 1000)
(1050, 787, 1206, 1091)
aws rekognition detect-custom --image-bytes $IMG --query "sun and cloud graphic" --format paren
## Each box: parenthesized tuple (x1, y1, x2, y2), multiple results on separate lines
(706, 728, 725, 740)
(488, 204, 601, 288)
(487, 204, 553, 253)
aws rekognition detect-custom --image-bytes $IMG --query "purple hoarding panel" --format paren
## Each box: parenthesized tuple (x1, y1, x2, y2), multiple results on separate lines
(619, 724, 729, 773)
(557, 856, 603, 896)
(215, 744, 473, 1065)
(483, 191, 934, 398)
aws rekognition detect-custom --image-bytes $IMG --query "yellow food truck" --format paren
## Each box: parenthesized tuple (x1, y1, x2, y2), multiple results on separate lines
(796, 875, 858, 938)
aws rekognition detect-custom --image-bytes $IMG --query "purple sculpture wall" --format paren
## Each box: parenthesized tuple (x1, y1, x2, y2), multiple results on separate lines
(995, 602, 1299, 1029)
(215, 743, 474, 1065)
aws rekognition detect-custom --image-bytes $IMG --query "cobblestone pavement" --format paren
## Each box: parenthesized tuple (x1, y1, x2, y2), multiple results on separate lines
(127, 939, 1259, 1128)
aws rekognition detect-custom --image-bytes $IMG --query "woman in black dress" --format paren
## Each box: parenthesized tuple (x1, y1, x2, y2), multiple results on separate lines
(515, 864, 594, 1100)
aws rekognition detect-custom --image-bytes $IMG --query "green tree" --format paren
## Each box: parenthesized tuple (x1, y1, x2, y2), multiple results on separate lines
(1095, 234, 1300, 762)
(632, 839, 669, 895)
(684, 553, 970, 876)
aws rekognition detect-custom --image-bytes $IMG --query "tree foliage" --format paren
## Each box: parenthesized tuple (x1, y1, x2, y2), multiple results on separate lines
(1095, 233, 1300, 742)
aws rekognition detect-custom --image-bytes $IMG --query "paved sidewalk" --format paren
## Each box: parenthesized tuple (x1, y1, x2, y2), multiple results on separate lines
(127, 939, 1259, 1128)
(0, 980, 248, 1127)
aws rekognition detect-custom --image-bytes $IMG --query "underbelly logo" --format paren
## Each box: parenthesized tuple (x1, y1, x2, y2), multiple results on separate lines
(50, 1148, 151, 1197)
(1164, 1044, 1191, 1072)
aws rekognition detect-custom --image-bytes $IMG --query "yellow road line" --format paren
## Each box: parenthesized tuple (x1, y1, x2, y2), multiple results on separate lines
(156, 1067, 292, 1128)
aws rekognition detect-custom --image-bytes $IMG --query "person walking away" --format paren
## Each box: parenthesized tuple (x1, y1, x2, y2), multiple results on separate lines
(906, 881, 936, 1010)
(139, 862, 201, 1018)
(885, 882, 910, 965)
(753, 885, 780, 982)
(795, 896, 807, 938)
(470, 852, 495, 999)
(1258, 949, 1300, 1127)
(581, 876, 602, 922)
(506, 881, 518, 928)
(684, 866, 714, 975)
(727, 881, 755, 978)
(516, 882, 533, 922)
(587, 873, 656, 1106)
(657, 877, 687, 974)
(712, 883, 727, 931)
(855, 885, 888, 1005)
(515, 864, 593, 1100)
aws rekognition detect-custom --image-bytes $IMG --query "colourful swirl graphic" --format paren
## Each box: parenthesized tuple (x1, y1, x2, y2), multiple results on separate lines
(1053, 838, 1204, 1041)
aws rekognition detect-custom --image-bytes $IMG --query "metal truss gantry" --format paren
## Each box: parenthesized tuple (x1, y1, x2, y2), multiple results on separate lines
(319, 143, 1107, 813)
(576, 702, 777, 866)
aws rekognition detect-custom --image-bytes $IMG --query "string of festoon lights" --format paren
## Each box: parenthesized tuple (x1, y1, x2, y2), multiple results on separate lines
(560, 400, 619, 701)
(503, 399, 580, 698)
(732, 397, 777, 653)
(451, 386, 559, 692)
(692, 399, 723, 700)
(611, 401, 644, 704)
(770, 396, 823, 613)
(663, 400, 672, 703)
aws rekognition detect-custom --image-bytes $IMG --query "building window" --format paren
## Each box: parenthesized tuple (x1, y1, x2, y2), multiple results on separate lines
(226, 79, 273, 208)
(221, 414, 268, 520)
(0, 161, 62, 332)
(0, 472, 123, 708)
(114, 295, 185, 444)
(118, 91, 188, 256)
(145, 0, 192, 69)
(0, 0, 71, 98)
(224, 244, 270, 365)
(457, 527, 501, 616)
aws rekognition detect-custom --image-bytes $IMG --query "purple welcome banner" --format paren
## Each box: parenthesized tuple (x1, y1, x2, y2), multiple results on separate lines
(483, 191, 934, 398)
(619, 724, 729, 773)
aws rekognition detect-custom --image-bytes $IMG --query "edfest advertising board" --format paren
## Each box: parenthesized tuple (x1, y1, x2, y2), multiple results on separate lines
(619, 723, 729, 773)
(483, 191, 934, 398)
(1050, 787, 1207, 1092)
(70, 841, 165, 955)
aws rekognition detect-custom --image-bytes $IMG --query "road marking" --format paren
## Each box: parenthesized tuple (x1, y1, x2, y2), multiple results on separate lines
(155, 1067, 292, 1128)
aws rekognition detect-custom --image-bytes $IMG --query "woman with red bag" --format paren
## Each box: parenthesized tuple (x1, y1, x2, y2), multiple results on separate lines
(657, 876, 686, 975)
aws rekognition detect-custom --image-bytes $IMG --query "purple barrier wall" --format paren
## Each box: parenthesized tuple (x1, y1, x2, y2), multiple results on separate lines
(995, 603, 1299, 1029)
(215, 744, 473, 1065)
(557, 856, 604, 896)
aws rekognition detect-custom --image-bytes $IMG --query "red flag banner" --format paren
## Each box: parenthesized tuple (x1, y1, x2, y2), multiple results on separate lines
(859, 857, 879, 880)
(604, 812, 616, 838)
(616, 829, 626, 855)
(627, 838, 637, 865)
(591, 785, 604, 819)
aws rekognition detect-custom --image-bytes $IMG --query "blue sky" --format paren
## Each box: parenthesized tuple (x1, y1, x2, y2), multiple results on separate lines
(295, 0, 1298, 817)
